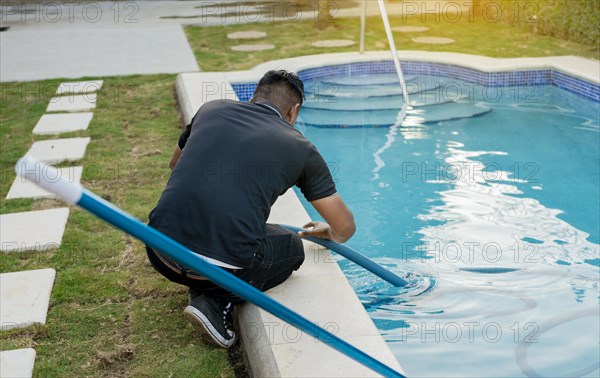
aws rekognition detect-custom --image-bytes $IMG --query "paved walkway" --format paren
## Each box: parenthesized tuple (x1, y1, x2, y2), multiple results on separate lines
(1, 25, 199, 82)
(0, 1, 226, 82)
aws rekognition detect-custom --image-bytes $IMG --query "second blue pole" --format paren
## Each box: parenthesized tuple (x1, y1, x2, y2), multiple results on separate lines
(279, 224, 407, 287)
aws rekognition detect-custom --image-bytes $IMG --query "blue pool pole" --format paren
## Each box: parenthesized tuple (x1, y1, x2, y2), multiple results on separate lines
(279, 224, 408, 287)
(15, 156, 406, 378)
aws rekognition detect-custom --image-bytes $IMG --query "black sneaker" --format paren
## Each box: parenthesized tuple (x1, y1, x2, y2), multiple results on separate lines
(184, 294, 237, 348)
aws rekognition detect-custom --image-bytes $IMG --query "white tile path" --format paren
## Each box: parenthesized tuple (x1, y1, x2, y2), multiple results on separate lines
(227, 31, 267, 39)
(0, 79, 97, 378)
(7, 166, 83, 200)
(47, 94, 97, 113)
(56, 80, 103, 95)
(231, 44, 275, 52)
(0, 348, 36, 378)
(312, 39, 355, 48)
(24, 137, 91, 164)
(0, 269, 56, 330)
(0, 208, 70, 253)
(32, 113, 93, 135)
(392, 26, 429, 32)
(412, 36, 455, 45)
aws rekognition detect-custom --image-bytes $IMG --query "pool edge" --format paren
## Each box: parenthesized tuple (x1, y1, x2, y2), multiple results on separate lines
(226, 51, 599, 101)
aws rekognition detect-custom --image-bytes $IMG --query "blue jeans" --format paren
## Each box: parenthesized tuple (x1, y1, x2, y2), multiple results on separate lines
(146, 224, 305, 303)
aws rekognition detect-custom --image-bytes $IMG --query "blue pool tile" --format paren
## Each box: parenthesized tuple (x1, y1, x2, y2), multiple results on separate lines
(231, 83, 257, 102)
(232, 61, 599, 102)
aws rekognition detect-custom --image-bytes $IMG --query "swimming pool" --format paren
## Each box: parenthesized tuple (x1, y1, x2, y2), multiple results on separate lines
(294, 71, 599, 377)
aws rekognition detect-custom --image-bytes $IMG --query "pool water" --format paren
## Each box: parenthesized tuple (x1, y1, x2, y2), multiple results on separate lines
(295, 74, 600, 377)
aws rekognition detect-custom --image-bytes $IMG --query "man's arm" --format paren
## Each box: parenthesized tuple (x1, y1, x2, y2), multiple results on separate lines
(169, 144, 182, 170)
(299, 193, 355, 243)
(169, 120, 193, 170)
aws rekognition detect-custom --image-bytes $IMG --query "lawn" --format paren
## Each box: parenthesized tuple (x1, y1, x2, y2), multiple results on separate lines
(1, 9, 597, 378)
(0, 75, 236, 377)
(185, 13, 598, 72)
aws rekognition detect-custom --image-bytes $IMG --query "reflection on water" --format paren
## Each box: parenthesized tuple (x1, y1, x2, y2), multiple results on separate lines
(418, 144, 598, 268)
(363, 141, 598, 376)
(383, 142, 599, 377)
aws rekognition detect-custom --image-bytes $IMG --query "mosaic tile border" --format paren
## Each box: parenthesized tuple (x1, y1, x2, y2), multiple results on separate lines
(232, 60, 599, 102)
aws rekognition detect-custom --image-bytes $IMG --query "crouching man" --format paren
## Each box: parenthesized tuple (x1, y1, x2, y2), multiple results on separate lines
(146, 70, 355, 348)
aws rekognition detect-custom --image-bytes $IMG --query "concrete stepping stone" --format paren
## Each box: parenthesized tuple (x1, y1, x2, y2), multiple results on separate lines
(227, 31, 267, 40)
(312, 39, 355, 48)
(24, 137, 91, 164)
(56, 80, 103, 95)
(392, 26, 429, 32)
(230, 44, 275, 52)
(32, 113, 93, 135)
(0, 208, 69, 253)
(7, 166, 83, 200)
(47, 93, 97, 112)
(411, 36, 455, 44)
(0, 269, 56, 330)
(0, 349, 36, 378)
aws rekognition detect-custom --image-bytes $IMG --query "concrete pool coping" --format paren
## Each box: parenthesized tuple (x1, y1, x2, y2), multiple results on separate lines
(175, 51, 598, 377)
(179, 51, 598, 125)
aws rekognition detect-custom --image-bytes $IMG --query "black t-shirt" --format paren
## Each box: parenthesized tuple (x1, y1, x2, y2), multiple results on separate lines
(148, 99, 336, 268)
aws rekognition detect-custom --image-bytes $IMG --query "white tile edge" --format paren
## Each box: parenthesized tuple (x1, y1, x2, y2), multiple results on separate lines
(32, 113, 94, 135)
(0, 348, 36, 378)
(56, 80, 104, 95)
(0, 208, 70, 253)
(0, 268, 56, 330)
(6, 166, 84, 200)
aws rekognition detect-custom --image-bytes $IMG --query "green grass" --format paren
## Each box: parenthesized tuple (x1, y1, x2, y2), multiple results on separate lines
(0, 76, 235, 377)
(185, 14, 598, 71)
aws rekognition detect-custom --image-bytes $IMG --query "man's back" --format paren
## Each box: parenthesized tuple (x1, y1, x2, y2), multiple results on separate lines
(146, 70, 354, 349)
(149, 99, 335, 268)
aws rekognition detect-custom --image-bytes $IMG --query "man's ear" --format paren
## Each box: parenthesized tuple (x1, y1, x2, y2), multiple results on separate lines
(287, 103, 301, 124)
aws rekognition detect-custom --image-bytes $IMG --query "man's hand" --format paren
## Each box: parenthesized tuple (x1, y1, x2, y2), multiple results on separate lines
(307, 194, 356, 243)
(299, 220, 353, 244)
(299, 221, 334, 240)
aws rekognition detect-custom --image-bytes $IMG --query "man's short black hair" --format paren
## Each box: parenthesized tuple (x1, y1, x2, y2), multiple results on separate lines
(252, 70, 305, 110)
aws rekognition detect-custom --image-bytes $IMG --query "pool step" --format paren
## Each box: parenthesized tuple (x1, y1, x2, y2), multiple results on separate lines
(406, 102, 492, 123)
(303, 90, 465, 111)
(315, 73, 417, 87)
(301, 76, 492, 128)
(304, 75, 455, 97)
(298, 102, 492, 128)
(305, 82, 442, 99)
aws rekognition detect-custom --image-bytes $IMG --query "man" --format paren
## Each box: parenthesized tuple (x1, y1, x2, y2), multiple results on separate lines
(147, 70, 355, 348)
